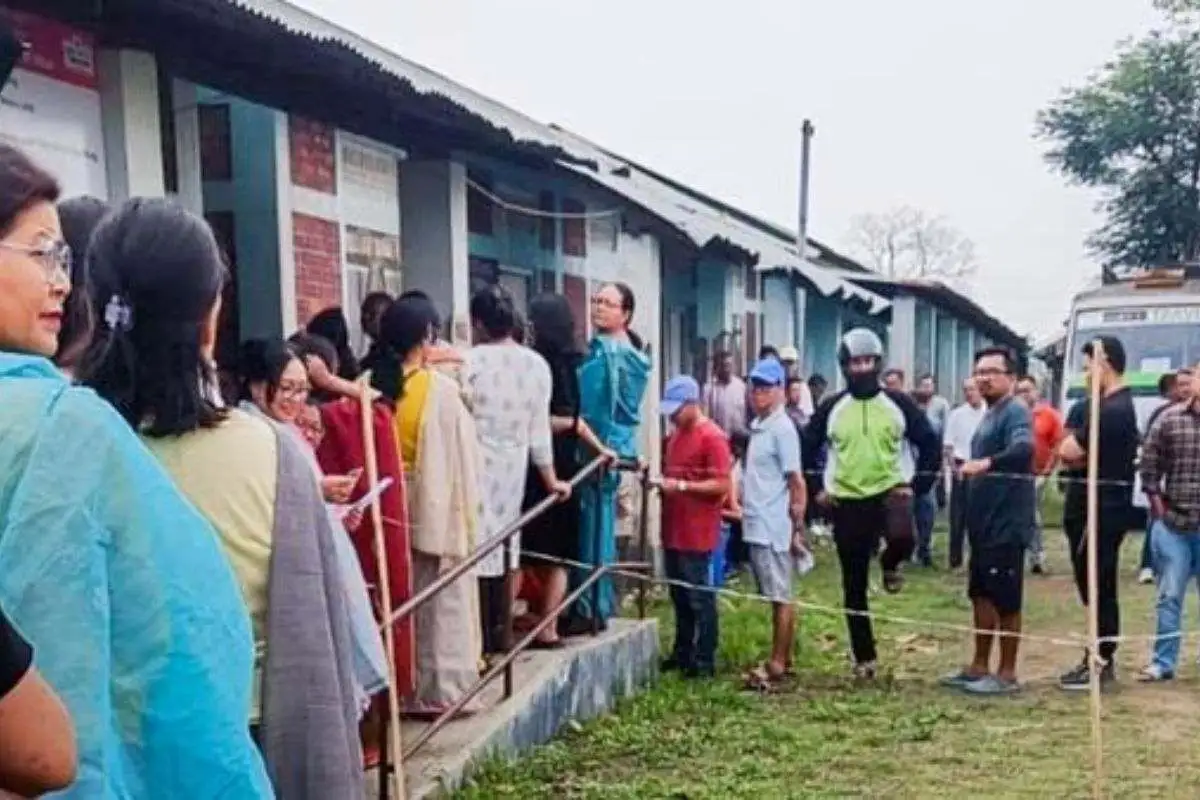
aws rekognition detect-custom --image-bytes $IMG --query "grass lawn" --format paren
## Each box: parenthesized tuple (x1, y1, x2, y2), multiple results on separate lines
(456, 492, 1200, 799)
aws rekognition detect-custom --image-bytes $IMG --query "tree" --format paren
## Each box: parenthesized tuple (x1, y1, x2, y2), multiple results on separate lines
(845, 206, 978, 282)
(1036, 8, 1200, 268)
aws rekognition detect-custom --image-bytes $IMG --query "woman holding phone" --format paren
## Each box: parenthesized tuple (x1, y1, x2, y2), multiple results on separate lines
(238, 337, 391, 722)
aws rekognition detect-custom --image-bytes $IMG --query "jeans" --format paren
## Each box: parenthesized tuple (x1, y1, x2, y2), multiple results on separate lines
(1140, 518, 1155, 572)
(1149, 520, 1200, 673)
(914, 489, 938, 564)
(664, 549, 718, 672)
(948, 469, 968, 569)
(832, 492, 915, 664)
(1030, 477, 1047, 564)
(1064, 514, 1127, 662)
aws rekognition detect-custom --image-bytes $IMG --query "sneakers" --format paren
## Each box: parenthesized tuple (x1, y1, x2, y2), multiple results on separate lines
(962, 674, 1020, 696)
(1058, 657, 1116, 692)
(1138, 568, 1155, 585)
(940, 668, 983, 689)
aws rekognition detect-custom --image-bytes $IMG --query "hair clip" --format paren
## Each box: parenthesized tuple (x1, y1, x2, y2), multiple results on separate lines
(103, 295, 134, 332)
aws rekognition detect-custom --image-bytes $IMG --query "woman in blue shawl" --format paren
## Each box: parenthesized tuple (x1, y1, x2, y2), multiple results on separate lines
(562, 281, 651, 634)
(0, 144, 272, 797)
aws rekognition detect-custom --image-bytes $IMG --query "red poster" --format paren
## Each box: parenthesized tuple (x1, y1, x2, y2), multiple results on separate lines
(1, 8, 97, 91)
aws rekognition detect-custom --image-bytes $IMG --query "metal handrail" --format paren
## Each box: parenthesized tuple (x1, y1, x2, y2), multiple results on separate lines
(401, 566, 612, 758)
(375, 454, 652, 797)
(382, 452, 614, 631)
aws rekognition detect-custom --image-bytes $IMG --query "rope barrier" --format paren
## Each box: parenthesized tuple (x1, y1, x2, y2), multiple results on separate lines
(513, 546, 1187, 649)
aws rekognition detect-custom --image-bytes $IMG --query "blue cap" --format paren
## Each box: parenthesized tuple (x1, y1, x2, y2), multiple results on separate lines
(749, 358, 786, 387)
(661, 375, 700, 417)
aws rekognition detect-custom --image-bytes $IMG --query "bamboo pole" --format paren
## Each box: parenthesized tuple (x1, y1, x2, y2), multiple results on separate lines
(358, 375, 406, 799)
(1085, 340, 1105, 800)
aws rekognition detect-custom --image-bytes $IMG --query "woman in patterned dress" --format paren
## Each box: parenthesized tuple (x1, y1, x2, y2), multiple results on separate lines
(464, 285, 572, 655)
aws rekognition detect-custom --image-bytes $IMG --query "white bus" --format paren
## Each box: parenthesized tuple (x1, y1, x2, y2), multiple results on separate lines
(1062, 267, 1200, 511)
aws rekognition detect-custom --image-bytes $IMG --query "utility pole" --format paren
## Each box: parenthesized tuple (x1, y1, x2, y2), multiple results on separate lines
(797, 119, 815, 263)
(794, 119, 815, 362)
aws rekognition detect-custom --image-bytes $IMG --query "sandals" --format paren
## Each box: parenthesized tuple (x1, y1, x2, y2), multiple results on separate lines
(742, 663, 786, 693)
(1136, 665, 1175, 683)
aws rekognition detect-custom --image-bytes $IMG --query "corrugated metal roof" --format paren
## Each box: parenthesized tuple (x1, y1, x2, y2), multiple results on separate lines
(820, 269, 1026, 350)
(226, 0, 890, 313)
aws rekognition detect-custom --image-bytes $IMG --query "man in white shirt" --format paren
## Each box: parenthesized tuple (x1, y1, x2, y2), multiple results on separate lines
(704, 350, 749, 439)
(945, 377, 986, 569)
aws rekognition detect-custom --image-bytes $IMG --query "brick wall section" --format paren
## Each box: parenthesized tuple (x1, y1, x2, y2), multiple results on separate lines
(289, 115, 336, 194)
(293, 213, 341, 325)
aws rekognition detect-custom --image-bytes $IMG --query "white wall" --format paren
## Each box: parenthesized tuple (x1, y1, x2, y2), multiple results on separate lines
(98, 49, 165, 200)
(398, 159, 472, 344)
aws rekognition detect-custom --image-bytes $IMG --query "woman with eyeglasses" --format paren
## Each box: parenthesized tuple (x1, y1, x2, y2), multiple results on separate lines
(0, 150, 272, 794)
(77, 197, 364, 797)
(561, 281, 651, 635)
(239, 337, 398, 763)
(259, 332, 416, 764)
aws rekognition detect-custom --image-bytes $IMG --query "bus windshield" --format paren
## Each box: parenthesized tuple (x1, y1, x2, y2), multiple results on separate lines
(1066, 305, 1200, 395)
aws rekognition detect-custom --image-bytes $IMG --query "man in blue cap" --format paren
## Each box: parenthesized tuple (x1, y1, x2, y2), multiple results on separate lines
(741, 358, 807, 690)
(657, 375, 733, 679)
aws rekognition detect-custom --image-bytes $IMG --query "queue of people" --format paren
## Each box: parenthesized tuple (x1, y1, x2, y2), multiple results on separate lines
(0, 141, 652, 798)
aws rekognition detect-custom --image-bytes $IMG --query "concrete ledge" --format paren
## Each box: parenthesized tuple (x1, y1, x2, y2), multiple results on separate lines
(376, 618, 659, 799)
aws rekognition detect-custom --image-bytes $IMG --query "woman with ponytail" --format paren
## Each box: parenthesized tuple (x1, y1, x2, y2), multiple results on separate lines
(0, 148, 270, 795)
(384, 292, 483, 717)
(79, 198, 364, 797)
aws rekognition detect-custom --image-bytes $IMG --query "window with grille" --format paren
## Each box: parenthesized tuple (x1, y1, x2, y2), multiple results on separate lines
(343, 224, 402, 353)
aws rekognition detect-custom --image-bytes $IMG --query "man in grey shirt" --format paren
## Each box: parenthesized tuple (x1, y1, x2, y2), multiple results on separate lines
(942, 348, 1034, 696)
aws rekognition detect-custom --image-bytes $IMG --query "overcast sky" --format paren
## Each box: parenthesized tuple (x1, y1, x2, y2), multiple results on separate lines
(293, 0, 1163, 339)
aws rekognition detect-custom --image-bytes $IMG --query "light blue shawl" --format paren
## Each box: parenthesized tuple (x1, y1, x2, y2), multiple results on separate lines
(578, 334, 651, 463)
(0, 353, 272, 798)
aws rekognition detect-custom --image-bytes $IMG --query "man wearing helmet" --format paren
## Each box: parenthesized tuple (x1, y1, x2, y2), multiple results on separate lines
(803, 328, 941, 678)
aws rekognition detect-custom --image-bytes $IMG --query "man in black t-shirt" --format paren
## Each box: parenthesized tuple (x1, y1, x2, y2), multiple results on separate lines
(1056, 336, 1139, 691)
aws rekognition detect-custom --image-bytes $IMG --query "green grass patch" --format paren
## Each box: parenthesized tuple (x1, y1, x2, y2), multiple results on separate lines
(456, 501, 1200, 799)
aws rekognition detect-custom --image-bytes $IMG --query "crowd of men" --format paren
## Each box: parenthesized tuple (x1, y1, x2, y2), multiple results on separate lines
(656, 328, 1200, 697)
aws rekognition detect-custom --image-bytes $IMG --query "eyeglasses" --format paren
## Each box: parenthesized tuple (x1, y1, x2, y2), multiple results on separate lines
(277, 382, 310, 400)
(590, 295, 622, 309)
(973, 367, 1011, 378)
(0, 239, 72, 284)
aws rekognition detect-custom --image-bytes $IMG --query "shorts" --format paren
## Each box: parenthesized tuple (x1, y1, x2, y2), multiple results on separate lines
(748, 544, 793, 603)
(968, 545, 1025, 615)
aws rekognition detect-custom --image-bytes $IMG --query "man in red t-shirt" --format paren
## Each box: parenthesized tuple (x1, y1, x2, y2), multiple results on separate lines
(657, 375, 733, 679)
(1016, 375, 1064, 574)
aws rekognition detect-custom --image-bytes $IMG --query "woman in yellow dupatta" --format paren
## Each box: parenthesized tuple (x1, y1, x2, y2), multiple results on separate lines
(383, 293, 483, 717)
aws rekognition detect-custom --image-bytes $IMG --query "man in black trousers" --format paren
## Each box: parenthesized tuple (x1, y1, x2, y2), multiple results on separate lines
(1056, 336, 1139, 691)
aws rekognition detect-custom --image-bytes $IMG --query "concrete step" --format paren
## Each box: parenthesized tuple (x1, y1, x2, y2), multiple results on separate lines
(368, 617, 659, 799)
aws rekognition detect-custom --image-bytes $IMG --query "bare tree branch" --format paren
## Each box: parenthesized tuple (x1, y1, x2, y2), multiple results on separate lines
(845, 206, 979, 282)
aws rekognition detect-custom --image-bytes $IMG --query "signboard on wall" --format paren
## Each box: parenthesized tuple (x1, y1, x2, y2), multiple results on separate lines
(0, 9, 107, 198)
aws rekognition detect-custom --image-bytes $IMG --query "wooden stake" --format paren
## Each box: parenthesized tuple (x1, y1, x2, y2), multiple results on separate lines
(1085, 340, 1105, 800)
(358, 375, 406, 799)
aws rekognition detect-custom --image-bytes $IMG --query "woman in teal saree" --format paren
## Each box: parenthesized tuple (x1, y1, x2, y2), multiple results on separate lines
(563, 282, 650, 633)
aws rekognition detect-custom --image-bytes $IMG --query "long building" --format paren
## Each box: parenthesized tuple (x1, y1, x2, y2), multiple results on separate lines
(3, 0, 1027, 442)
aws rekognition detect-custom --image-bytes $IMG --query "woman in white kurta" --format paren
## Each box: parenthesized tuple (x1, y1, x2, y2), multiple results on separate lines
(465, 286, 570, 655)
